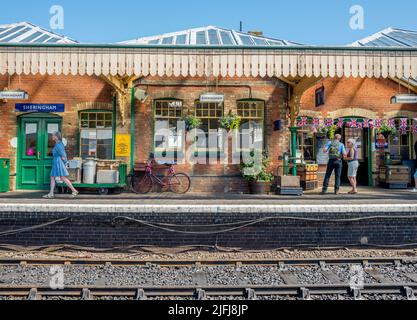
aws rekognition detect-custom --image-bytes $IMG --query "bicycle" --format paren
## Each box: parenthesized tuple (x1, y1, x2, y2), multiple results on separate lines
(129, 161, 191, 194)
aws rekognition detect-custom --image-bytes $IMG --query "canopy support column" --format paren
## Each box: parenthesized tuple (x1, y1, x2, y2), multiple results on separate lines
(287, 77, 322, 175)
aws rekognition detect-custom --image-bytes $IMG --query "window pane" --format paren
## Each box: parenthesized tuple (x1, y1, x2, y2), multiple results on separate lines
(97, 145, 112, 159)
(220, 31, 233, 45)
(25, 123, 37, 157)
(208, 29, 220, 45)
(196, 31, 207, 45)
(97, 130, 112, 144)
(239, 35, 254, 45)
(176, 34, 187, 44)
(47, 123, 59, 157)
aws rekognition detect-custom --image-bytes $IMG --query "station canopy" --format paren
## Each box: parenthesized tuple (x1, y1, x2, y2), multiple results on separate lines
(0, 23, 416, 79)
(0, 22, 77, 44)
(120, 26, 302, 47)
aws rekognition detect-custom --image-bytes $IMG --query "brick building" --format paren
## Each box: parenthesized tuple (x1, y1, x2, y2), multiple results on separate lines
(0, 24, 416, 192)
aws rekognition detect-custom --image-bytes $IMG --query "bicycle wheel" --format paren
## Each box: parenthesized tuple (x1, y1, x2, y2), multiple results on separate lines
(169, 173, 191, 194)
(130, 174, 153, 194)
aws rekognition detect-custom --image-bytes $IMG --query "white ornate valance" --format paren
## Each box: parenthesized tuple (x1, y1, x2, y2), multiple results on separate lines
(0, 46, 416, 79)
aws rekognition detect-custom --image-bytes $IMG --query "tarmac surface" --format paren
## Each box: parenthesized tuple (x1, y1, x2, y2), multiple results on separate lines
(0, 186, 416, 206)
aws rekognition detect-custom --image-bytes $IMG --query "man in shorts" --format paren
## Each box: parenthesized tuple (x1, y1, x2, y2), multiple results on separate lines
(321, 134, 347, 195)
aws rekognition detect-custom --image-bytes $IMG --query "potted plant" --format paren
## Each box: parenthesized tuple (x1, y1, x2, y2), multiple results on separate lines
(219, 111, 241, 131)
(315, 124, 337, 139)
(377, 122, 396, 138)
(240, 152, 274, 194)
(180, 114, 202, 131)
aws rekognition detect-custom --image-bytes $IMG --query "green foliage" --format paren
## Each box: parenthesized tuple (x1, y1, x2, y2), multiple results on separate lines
(377, 122, 395, 136)
(240, 151, 274, 182)
(316, 125, 337, 139)
(219, 112, 242, 131)
(180, 115, 202, 131)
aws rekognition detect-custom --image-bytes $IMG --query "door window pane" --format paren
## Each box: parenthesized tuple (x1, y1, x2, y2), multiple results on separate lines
(47, 123, 59, 157)
(25, 123, 37, 157)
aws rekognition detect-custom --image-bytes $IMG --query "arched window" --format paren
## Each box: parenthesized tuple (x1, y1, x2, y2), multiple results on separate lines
(296, 117, 315, 161)
(154, 99, 184, 158)
(194, 100, 224, 156)
(389, 118, 413, 160)
(236, 100, 265, 153)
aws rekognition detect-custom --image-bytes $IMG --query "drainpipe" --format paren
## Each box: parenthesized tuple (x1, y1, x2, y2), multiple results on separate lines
(130, 87, 135, 174)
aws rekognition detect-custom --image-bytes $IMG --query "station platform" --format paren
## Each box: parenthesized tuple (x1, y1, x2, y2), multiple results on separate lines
(0, 186, 417, 249)
(1, 186, 417, 208)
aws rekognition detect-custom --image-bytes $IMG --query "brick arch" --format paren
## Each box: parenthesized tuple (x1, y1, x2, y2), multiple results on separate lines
(74, 101, 113, 111)
(328, 108, 378, 119)
(385, 110, 417, 119)
(298, 110, 322, 118)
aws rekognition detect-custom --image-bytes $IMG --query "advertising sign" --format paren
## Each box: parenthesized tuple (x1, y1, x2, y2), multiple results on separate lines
(115, 134, 131, 157)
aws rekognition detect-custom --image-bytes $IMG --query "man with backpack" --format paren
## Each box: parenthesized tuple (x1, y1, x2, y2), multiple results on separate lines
(321, 134, 347, 195)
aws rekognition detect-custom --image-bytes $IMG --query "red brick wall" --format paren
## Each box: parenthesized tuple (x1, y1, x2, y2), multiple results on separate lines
(0, 74, 113, 190)
(133, 76, 289, 192)
(300, 77, 417, 117)
(299, 77, 417, 187)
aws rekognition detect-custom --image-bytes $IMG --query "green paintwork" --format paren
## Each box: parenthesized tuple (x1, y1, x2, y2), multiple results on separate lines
(17, 114, 62, 190)
(0, 42, 416, 52)
(130, 87, 135, 173)
(0, 158, 10, 192)
(289, 127, 299, 176)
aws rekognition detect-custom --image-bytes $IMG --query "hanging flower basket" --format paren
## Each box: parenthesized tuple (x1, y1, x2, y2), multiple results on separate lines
(180, 115, 202, 131)
(377, 123, 396, 138)
(219, 112, 241, 131)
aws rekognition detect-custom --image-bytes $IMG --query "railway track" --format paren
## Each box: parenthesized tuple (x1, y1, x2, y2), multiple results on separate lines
(1, 257, 417, 300)
(0, 284, 416, 300)
(0, 256, 416, 267)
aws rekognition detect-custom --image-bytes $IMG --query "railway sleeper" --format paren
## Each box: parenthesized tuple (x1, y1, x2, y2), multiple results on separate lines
(403, 286, 416, 300)
(299, 287, 311, 300)
(195, 288, 207, 300)
(27, 288, 39, 300)
(135, 289, 147, 300)
(245, 288, 257, 300)
(82, 288, 93, 300)
(351, 288, 363, 300)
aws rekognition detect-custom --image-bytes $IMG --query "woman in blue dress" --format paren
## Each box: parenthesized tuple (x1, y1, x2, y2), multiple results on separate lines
(43, 132, 79, 199)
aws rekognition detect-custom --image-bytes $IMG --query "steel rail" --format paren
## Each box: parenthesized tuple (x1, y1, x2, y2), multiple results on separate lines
(0, 257, 416, 267)
(0, 284, 416, 299)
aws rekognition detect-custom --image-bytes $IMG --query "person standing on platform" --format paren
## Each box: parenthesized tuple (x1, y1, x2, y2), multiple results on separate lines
(43, 132, 79, 199)
(321, 134, 347, 195)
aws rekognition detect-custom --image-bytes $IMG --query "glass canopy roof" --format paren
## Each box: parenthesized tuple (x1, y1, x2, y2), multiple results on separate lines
(0, 22, 77, 44)
(351, 27, 417, 48)
(120, 26, 302, 46)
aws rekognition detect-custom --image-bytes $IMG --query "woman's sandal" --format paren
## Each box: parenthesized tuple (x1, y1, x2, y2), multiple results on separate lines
(42, 193, 55, 199)
(71, 191, 79, 198)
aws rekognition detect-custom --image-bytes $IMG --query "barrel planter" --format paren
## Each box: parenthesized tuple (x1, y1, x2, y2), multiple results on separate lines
(249, 181, 272, 194)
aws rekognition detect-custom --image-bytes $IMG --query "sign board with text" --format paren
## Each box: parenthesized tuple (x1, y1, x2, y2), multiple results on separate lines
(115, 134, 131, 157)
(15, 103, 65, 113)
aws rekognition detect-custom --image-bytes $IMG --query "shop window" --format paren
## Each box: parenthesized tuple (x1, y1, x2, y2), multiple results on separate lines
(79, 111, 113, 159)
(154, 99, 183, 156)
(194, 101, 224, 154)
(296, 117, 316, 161)
(236, 100, 265, 153)
(389, 119, 412, 160)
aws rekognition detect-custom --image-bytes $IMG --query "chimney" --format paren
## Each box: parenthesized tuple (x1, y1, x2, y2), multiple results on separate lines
(248, 30, 263, 36)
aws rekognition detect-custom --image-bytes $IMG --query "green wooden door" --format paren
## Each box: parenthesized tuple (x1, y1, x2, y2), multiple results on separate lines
(17, 114, 62, 190)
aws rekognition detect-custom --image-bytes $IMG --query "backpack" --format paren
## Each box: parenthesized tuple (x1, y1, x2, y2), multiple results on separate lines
(328, 140, 341, 159)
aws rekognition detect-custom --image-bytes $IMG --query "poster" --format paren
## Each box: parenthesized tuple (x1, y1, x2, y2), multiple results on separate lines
(316, 137, 330, 165)
(115, 134, 131, 157)
(375, 133, 388, 149)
